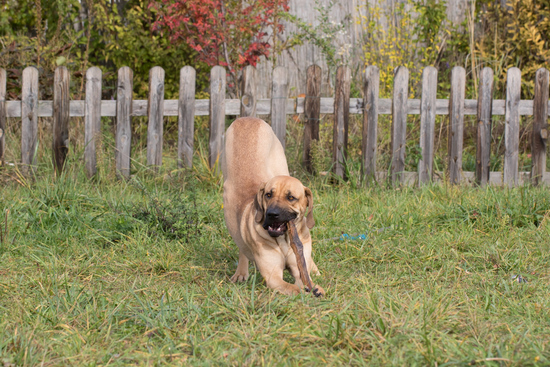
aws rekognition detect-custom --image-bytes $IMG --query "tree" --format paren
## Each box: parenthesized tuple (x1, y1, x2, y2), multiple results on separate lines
(150, 0, 290, 96)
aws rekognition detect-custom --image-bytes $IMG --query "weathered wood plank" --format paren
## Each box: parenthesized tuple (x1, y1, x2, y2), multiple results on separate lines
(3, 98, 547, 118)
(209, 66, 226, 169)
(391, 66, 409, 185)
(21, 66, 39, 176)
(303, 65, 322, 173)
(146, 66, 165, 170)
(503, 67, 521, 187)
(418, 66, 438, 185)
(178, 66, 195, 169)
(0, 68, 5, 166)
(476, 67, 494, 186)
(332, 66, 351, 180)
(448, 66, 466, 185)
(84, 67, 102, 178)
(531, 68, 549, 186)
(52, 66, 70, 175)
(240, 65, 257, 117)
(271, 67, 288, 149)
(116, 67, 133, 179)
(374, 171, 550, 186)
(362, 66, 379, 184)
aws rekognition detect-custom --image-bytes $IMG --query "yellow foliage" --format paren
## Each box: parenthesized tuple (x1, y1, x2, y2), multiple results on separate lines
(475, 0, 550, 97)
(359, 0, 448, 98)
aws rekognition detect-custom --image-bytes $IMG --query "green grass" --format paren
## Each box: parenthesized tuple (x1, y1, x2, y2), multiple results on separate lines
(2, 158, 550, 366)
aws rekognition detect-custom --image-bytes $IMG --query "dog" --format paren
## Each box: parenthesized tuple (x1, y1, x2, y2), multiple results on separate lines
(222, 117, 324, 296)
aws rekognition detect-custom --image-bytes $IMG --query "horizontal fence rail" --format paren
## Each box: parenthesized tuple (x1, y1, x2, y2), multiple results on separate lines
(0, 64, 549, 188)
(4, 97, 549, 118)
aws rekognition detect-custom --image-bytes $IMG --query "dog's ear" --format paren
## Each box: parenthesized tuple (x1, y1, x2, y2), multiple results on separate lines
(304, 186, 315, 229)
(254, 183, 266, 224)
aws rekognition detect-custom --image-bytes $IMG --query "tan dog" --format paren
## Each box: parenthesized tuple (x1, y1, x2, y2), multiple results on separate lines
(222, 117, 324, 296)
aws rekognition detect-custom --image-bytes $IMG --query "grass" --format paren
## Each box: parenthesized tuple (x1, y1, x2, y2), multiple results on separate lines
(2, 154, 550, 366)
(1, 115, 550, 365)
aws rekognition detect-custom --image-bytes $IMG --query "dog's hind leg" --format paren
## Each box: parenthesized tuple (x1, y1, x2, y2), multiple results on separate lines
(288, 266, 304, 288)
(310, 260, 321, 276)
(230, 250, 249, 282)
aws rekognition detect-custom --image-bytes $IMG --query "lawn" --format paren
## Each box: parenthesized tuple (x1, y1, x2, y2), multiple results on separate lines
(1, 159, 550, 366)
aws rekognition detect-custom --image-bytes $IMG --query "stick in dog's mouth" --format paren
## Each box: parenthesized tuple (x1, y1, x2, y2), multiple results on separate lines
(287, 220, 323, 297)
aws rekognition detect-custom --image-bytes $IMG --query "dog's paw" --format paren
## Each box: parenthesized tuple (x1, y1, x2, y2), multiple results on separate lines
(307, 285, 325, 297)
(281, 283, 301, 296)
(230, 272, 249, 283)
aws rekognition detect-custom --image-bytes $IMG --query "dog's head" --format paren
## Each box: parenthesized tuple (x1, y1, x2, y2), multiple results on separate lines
(253, 176, 314, 237)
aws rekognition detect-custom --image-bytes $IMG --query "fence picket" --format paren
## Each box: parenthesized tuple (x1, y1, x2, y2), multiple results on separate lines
(85, 67, 102, 178)
(418, 66, 438, 185)
(178, 66, 195, 169)
(531, 68, 549, 186)
(147, 67, 165, 170)
(303, 65, 322, 173)
(240, 65, 257, 117)
(21, 66, 39, 176)
(333, 66, 351, 180)
(391, 66, 409, 185)
(3, 64, 550, 186)
(448, 66, 466, 184)
(53, 66, 70, 174)
(209, 66, 226, 169)
(476, 67, 494, 186)
(362, 66, 379, 184)
(271, 67, 288, 149)
(504, 67, 521, 187)
(116, 67, 133, 179)
(0, 68, 5, 165)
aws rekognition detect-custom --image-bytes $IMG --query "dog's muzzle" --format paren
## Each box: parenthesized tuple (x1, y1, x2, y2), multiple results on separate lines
(263, 206, 297, 237)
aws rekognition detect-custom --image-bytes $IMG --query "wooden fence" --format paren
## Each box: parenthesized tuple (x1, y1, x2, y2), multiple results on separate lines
(0, 64, 549, 187)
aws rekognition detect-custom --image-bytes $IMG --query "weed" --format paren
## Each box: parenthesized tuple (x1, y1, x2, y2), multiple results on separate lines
(130, 179, 201, 242)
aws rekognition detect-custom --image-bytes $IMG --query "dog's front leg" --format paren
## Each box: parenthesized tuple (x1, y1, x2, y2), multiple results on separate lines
(256, 258, 301, 295)
(288, 254, 325, 297)
(230, 250, 249, 282)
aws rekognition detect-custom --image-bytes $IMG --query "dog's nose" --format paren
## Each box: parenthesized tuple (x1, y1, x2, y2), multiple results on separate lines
(266, 208, 280, 220)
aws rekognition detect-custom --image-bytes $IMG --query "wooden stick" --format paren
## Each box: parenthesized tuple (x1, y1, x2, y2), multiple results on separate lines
(287, 220, 314, 292)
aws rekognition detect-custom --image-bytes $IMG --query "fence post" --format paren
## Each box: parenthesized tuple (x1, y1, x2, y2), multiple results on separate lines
(391, 66, 409, 185)
(531, 68, 549, 186)
(116, 66, 133, 179)
(418, 66, 438, 185)
(448, 66, 466, 185)
(271, 66, 288, 149)
(240, 65, 257, 117)
(53, 66, 70, 175)
(85, 67, 102, 178)
(333, 66, 350, 180)
(303, 65, 322, 173)
(178, 66, 195, 169)
(209, 66, 226, 169)
(21, 66, 39, 176)
(476, 67, 494, 186)
(0, 68, 5, 166)
(362, 66, 379, 184)
(503, 67, 521, 187)
(146, 67, 165, 171)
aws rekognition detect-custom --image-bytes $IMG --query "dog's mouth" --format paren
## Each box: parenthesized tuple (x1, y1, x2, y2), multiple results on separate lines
(265, 222, 288, 237)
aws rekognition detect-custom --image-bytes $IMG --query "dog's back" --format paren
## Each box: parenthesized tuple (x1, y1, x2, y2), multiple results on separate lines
(222, 117, 289, 236)
(222, 117, 289, 204)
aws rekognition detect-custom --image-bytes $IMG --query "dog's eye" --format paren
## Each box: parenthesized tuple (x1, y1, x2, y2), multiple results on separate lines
(265, 192, 272, 198)
(287, 195, 295, 201)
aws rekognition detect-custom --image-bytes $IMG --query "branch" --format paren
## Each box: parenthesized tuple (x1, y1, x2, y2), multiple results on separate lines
(219, 1, 238, 98)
